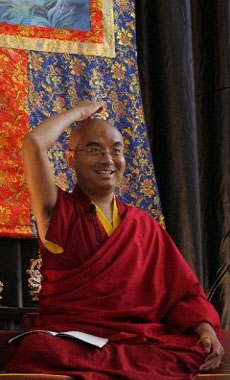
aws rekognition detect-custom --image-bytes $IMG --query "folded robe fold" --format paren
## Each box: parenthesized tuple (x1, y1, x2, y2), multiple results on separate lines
(7, 185, 221, 379)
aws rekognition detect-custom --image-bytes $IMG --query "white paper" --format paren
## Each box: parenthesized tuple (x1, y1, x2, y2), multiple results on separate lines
(8, 329, 109, 348)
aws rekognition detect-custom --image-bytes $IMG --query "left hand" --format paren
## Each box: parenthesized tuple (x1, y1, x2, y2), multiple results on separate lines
(72, 100, 106, 122)
(194, 322, 224, 371)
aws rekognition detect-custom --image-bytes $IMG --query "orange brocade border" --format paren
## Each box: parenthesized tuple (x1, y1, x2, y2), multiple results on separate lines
(0, 0, 103, 43)
(0, 48, 31, 237)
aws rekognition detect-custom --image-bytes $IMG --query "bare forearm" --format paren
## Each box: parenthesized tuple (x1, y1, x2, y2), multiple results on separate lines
(27, 107, 83, 150)
(26, 101, 105, 151)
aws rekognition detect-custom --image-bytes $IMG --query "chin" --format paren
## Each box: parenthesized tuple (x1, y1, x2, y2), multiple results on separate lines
(78, 178, 118, 195)
(94, 181, 117, 192)
(98, 183, 116, 191)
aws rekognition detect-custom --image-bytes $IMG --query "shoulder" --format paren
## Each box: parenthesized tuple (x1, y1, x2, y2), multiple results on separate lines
(42, 186, 77, 250)
(49, 186, 76, 223)
(55, 185, 76, 206)
(57, 185, 74, 199)
(117, 197, 163, 230)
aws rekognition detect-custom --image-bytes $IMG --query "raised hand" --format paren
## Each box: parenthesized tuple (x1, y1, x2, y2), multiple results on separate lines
(73, 101, 106, 122)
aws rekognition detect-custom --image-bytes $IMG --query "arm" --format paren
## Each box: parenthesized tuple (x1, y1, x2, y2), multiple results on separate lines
(23, 100, 105, 243)
(152, 222, 224, 371)
(194, 322, 224, 371)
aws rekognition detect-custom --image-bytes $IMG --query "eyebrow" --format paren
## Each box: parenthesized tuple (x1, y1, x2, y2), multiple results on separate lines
(86, 141, 123, 147)
(86, 142, 102, 147)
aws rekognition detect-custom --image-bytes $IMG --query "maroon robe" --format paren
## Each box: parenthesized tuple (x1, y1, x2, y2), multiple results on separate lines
(7, 185, 222, 380)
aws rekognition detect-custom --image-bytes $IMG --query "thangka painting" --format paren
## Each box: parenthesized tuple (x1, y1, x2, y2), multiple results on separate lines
(0, 0, 115, 56)
(0, 0, 91, 30)
(0, 0, 164, 237)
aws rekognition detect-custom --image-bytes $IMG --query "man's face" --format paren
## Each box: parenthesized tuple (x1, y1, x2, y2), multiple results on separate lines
(71, 120, 125, 195)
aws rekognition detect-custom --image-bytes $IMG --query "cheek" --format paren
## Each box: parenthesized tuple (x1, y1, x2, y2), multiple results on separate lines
(117, 158, 126, 175)
(74, 157, 93, 174)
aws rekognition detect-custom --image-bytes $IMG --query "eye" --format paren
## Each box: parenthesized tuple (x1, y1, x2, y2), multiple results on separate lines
(112, 147, 123, 155)
(89, 147, 101, 154)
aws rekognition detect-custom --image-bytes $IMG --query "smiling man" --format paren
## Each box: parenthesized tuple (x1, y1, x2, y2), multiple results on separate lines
(7, 101, 226, 379)
(67, 118, 125, 221)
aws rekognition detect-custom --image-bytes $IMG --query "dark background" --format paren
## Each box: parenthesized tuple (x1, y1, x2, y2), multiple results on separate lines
(136, 0, 230, 329)
(0, 0, 229, 330)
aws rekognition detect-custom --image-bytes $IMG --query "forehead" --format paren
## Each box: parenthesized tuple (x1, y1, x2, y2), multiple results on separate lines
(75, 120, 123, 147)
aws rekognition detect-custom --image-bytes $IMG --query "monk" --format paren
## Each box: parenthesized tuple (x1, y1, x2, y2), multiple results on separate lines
(6, 101, 225, 379)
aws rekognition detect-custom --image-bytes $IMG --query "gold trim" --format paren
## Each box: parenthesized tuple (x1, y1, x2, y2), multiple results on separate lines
(0, 0, 115, 57)
(197, 374, 230, 378)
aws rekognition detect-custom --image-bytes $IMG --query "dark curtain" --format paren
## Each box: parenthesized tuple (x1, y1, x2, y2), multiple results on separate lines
(135, 0, 230, 329)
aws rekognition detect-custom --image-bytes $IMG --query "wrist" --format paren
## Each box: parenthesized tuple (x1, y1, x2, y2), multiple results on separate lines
(193, 322, 215, 336)
(62, 107, 82, 124)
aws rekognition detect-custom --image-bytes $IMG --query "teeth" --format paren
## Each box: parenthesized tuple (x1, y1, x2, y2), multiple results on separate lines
(97, 170, 113, 174)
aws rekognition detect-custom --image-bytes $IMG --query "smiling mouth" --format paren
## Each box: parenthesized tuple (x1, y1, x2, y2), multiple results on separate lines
(95, 170, 115, 176)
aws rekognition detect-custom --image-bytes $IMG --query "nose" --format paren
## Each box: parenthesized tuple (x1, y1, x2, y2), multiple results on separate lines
(100, 151, 114, 164)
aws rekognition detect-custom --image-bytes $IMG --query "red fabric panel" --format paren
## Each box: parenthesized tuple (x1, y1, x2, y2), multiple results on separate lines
(0, 48, 31, 237)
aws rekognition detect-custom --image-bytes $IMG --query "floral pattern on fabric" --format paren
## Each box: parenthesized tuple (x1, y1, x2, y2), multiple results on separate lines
(0, 47, 31, 237)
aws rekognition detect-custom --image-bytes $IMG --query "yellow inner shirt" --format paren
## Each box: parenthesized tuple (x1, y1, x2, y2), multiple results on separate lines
(44, 196, 120, 254)
(92, 196, 121, 237)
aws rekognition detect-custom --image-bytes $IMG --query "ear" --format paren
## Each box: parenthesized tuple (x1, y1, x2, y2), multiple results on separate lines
(65, 149, 74, 167)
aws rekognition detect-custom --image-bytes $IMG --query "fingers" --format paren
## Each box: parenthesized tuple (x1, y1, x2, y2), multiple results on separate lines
(199, 353, 223, 371)
(71, 101, 106, 122)
(88, 101, 106, 114)
(96, 102, 106, 113)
